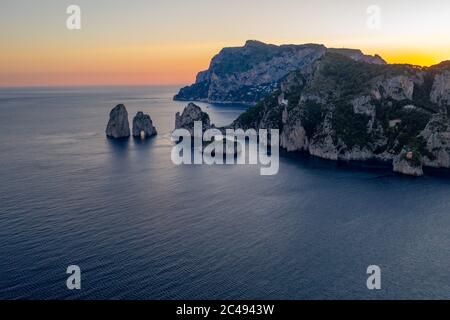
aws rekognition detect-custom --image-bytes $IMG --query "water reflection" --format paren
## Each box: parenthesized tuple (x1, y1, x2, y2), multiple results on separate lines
(106, 137, 130, 156)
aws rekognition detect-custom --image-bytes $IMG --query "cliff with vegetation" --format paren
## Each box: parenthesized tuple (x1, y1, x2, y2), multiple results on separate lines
(174, 40, 385, 104)
(231, 52, 450, 176)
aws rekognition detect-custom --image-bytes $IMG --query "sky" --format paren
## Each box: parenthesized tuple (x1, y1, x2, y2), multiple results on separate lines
(1, 0, 450, 87)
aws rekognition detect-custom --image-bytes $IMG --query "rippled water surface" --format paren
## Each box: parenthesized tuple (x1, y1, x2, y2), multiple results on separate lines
(0, 86, 449, 299)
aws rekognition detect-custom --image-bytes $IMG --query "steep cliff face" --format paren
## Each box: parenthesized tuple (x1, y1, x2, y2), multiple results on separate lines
(232, 52, 450, 176)
(174, 40, 385, 104)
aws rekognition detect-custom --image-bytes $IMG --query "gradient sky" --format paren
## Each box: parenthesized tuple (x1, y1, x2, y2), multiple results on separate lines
(1, 0, 450, 87)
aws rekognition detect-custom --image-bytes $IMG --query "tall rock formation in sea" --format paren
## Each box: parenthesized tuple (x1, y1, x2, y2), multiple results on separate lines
(175, 103, 213, 135)
(132, 111, 157, 138)
(174, 40, 385, 104)
(106, 104, 130, 139)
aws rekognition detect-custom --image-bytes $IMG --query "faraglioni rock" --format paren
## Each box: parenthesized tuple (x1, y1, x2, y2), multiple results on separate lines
(106, 104, 130, 139)
(174, 40, 385, 104)
(175, 103, 213, 135)
(132, 111, 157, 139)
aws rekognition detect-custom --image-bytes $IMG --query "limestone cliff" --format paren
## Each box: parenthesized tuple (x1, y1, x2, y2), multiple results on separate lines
(232, 52, 450, 176)
(174, 40, 385, 104)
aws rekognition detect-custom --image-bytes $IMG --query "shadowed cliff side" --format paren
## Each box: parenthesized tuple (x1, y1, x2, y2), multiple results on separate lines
(232, 52, 450, 176)
(174, 40, 385, 105)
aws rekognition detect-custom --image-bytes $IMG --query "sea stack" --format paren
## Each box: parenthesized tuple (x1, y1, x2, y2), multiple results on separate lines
(106, 104, 130, 139)
(132, 111, 157, 139)
(175, 103, 213, 135)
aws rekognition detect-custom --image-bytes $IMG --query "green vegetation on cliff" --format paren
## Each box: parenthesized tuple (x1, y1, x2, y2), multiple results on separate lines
(300, 101, 326, 137)
(332, 101, 371, 149)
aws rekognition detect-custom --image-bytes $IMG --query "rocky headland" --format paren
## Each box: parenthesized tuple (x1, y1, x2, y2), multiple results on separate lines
(231, 52, 450, 176)
(175, 41, 450, 176)
(174, 40, 385, 105)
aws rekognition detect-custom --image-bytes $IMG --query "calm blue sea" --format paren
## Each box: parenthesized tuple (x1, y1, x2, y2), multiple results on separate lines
(0, 86, 449, 300)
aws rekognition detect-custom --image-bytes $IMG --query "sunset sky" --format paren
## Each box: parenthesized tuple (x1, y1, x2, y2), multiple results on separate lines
(1, 0, 450, 87)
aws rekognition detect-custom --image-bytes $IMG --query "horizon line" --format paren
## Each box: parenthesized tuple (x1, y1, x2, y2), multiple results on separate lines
(0, 83, 188, 89)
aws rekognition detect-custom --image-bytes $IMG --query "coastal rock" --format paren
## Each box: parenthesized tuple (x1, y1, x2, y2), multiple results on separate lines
(393, 151, 424, 176)
(175, 103, 212, 135)
(430, 71, 450, 107)
(351, 96, 375, 117)
(106, 104, 130, 139)
(420, 113, 450, 168)
(174, 40, 385, 104)
(132, 112, 157, 138)
(328, 48, 386, 65)
(338, 148, 375, 161)
(378, 75, 416, 101)
(308, 135, 339, 160)
(231, 50, 450, 176)
(280, 120, 309, 152)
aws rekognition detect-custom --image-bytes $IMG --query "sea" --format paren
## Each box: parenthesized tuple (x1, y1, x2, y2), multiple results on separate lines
(0, 85, 449, 299)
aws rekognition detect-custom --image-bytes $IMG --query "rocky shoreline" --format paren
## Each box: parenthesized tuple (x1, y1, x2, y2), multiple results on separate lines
(173, 41, 450, 177)
(174, 40, 385, 105)
(105, 41, 450, 177)
(222, 48, 450, 176)
(105, 99, 450, 177)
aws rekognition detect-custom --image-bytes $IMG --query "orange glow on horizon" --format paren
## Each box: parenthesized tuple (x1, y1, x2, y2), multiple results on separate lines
(369, 48, 449, 67)
(1, 42, 449, 87)
(2, 0, 450, 87)
(0, 43, 225, 87)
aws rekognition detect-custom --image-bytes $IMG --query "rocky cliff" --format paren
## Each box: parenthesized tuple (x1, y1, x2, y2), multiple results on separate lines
(174, 40, 385, 104)
(232, 53, 450, 176)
